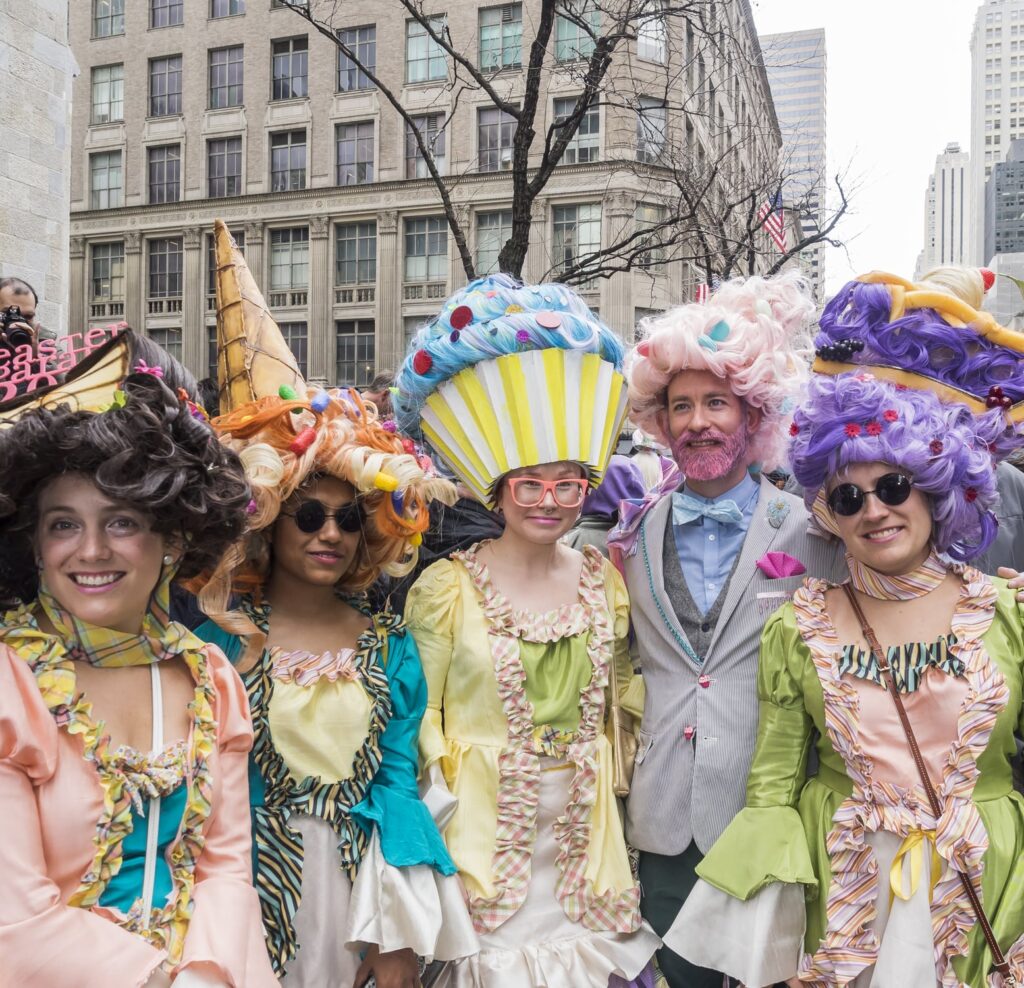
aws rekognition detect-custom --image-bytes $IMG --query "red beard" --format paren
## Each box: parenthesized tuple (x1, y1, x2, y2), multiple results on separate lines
(670, 426, 749, 481)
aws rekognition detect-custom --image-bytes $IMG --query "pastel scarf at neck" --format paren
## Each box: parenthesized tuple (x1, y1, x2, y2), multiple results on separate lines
(845, 547, 947, 600)
(37, 561, 197, 667)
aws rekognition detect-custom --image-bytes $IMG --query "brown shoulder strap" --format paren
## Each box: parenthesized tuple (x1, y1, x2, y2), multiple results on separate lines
(841, 585, 1013, 982)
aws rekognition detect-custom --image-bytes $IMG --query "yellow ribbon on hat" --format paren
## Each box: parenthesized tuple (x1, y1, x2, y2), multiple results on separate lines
(889, 828, 942, 904)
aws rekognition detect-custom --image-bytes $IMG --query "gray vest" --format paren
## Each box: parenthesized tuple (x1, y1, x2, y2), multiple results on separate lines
(662, 521, 738, 661)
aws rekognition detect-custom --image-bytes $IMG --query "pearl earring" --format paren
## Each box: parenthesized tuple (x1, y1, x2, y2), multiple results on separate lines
(163, 554, 174, 565)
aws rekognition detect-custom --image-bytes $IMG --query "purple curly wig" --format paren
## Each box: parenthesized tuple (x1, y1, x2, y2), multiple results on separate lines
(789, 373, 1007, 561)
(816, 277, 1024, 403)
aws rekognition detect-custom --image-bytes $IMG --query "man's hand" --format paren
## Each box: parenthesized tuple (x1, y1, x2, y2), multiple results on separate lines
(997, 567, 1024, 602)
(353, 945, 420, 988)
(0, 318, 34, 349)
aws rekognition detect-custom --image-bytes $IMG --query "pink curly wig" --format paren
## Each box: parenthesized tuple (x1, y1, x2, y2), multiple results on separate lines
(626, 271, 815, 471)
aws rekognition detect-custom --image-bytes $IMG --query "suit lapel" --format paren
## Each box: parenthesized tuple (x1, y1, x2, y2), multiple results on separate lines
(639, 495, 703, 670)
(706, 476, 784, 657)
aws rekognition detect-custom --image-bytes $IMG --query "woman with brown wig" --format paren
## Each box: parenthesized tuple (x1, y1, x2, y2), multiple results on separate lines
(0, 350, 276, 986)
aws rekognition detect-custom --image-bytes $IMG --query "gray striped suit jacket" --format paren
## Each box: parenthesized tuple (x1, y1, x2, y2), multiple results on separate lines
(622, 477, 847, 855)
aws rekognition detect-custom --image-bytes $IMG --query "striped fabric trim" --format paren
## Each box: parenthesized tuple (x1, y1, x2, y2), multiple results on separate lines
(241, 597, 395, 976)
(791, 567, 1007, 987)
(453, 544, 643, 935)
(837, 635, 963, 694)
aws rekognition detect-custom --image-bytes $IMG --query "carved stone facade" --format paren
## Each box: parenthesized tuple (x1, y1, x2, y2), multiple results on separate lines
(68, 0, 779, 384)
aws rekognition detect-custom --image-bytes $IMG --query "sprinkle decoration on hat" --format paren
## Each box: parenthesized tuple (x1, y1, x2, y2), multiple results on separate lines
(289, 426, 317, 455)
(413, 350, 433, 375)
(310, 391, 330, 413)
(536, 311, 562, 330)
(450, 305, 473, 330)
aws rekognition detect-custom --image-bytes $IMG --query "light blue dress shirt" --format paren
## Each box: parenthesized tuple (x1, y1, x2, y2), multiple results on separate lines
(672, 473, 760, 614)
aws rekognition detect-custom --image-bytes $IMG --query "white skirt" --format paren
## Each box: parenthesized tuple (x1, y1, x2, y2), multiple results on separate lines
(282, 813, 478, 987)
(435, 761, 660, 988)
(665, 829, 937, 987)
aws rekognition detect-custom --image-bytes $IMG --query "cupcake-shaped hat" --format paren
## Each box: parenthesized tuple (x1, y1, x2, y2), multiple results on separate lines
(394, 273, 629, 506)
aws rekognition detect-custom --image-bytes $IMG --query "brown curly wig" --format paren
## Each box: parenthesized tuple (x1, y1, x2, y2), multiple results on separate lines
(0, 372, 251, 605)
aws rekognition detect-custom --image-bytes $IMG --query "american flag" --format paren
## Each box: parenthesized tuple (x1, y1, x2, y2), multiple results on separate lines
(757, 193, 788, 252)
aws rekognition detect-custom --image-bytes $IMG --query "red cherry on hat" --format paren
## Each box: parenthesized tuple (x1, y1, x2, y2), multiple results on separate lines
(412, 349, 433, 375)
(401, 438, 416, 454)
(636, 341, 650, 357)
(450, 305, 473, 330)
(981, 268, 996, 292)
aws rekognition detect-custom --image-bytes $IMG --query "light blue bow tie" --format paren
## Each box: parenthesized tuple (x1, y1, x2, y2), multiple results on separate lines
(672, 491, 744, 527)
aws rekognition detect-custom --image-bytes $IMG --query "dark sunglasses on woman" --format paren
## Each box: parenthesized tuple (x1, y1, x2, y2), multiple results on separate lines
(283, 499, 365, 534)
(826, 472, 913, 517)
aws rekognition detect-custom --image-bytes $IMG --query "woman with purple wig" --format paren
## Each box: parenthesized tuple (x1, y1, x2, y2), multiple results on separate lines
(664, 267, 1024, 986)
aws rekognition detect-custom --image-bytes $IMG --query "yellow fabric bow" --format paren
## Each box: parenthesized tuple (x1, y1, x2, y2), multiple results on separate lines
(889, 828, 943, 903)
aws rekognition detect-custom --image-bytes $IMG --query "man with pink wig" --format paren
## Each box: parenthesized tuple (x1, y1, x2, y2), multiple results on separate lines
(609, 273, 846, 988)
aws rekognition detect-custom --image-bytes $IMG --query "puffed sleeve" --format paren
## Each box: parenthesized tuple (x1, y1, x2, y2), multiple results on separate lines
(602, 559, 645, 721)
(351, 627, 455, 872)
(346, 627, 478, 963)
(662, 606, 814, 986)
(0, 646, 168, 987)
(404, 559, 461, 771)
(174, 646, 277, 987)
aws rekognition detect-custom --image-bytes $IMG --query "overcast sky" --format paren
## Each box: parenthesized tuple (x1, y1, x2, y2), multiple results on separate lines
(750, 0, 979, 293)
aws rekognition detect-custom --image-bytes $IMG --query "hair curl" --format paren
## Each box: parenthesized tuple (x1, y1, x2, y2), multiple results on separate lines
(196, 387, 455, 636)
(0, 373, 250, 604)
(789, 373, 1005, 561)
(626, 271, 814, 470)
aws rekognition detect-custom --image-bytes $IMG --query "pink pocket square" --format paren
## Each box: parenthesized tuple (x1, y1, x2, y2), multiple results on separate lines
(756, 551, 807, 578)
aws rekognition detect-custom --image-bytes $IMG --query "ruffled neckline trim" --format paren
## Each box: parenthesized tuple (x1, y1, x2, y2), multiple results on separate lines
(790, 567, 1007, 986)
(268, 645, 359, 686)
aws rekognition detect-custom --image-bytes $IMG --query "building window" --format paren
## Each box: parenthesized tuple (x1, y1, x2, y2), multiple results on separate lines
(148, 144, 181, 203)
(637, 0, 667, 63)
(270, 228, 310, 291)
(337, 25, 376, 91)
(478, 107, 516, 171)
(270, 130, 306, 191)
(149, 55, 183, 116)
(553, 96, 599, 163)
(336, 122, 374, 185)
(207, 325, 218, 380)
(635, 202, 667, 266)
(151, 0, 183, 28)
(209, 46, 244, 109)
(211, 0, 245, 16)
(336, 320, 375, 387)
(636, 96, 666, 162)
(552, 203, 601, 274)
(405, 114, 446, 178)
(476, 210, 512, 274)
(206, 229, 245, 296)
(555, 0, 598, 62)
(148, 327, 182, 362)
(406, 17, 447, 83)
(335, 222, 377, 284)
(279, 322, 308, 375)
(479, 4, 522, 71)
(208, 137, 243, 197)
(272, 37, 308, 100)
(404, 217, 447, 281)
(271, 0, 308, 6)
(93, 0, 125, 38)
(91, 64, 124, 124)
(90, 242, 125, 300)
(89, 151, 123, 209)
(148, 237, 183, 298)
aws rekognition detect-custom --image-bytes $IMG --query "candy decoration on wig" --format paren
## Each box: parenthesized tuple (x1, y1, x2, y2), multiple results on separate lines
(394, 273, 629, 506)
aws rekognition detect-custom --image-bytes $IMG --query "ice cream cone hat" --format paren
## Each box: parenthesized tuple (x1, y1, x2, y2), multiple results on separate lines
(214, 218, 304, 410)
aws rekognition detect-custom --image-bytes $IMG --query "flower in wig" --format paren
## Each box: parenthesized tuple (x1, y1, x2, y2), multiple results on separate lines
(196, 386, 455, 630)
(394, 272, 625, 432)
(789, 372, 1005, 561)
(626, 271, 814, 471)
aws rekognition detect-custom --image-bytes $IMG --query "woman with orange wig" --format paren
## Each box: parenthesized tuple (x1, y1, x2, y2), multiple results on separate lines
(193, 384, 478, 987)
